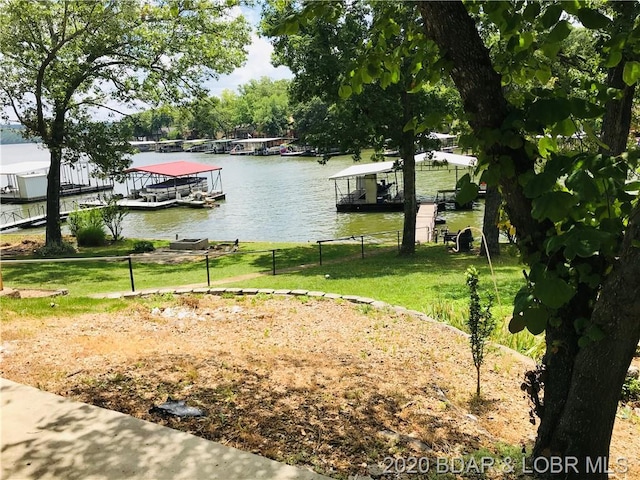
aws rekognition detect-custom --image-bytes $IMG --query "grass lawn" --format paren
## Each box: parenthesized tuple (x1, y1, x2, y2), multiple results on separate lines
(1, 234, 541, 357)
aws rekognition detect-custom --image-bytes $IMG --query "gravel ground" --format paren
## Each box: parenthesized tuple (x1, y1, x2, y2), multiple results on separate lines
(2, 293, 639, 479)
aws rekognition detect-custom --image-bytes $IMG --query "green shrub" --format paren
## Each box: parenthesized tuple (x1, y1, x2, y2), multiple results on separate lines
(621, 374, 640, 404)
(132, 240, 155, 253)
(67, 211, 83, 237)
(68, 207, 105, 237)
(77, 226, 107, 247)
(34, 241, 77, 257)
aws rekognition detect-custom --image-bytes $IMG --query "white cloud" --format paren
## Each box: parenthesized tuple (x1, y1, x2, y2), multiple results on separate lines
(205, 33, 292, 97)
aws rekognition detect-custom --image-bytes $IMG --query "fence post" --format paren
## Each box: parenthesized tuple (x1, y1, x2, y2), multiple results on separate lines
(205, 252, 210, 286)
(360, 235, 364, 259)
(272, 249, 276, 275)
(397, 230, 401, 251)
(318, 241, 323, 266)
(128, 256, 135, 292)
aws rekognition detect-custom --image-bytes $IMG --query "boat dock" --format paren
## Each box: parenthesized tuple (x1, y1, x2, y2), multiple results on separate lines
(79, 198, 179, 210)
(0, 205, 103, 232)
(1, 160, 114, 205)
(415, 202, 438, 243)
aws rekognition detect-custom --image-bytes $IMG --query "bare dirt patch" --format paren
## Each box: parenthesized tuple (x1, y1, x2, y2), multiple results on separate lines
(0, 237, 44, 257)
(1, 295, 639, 479)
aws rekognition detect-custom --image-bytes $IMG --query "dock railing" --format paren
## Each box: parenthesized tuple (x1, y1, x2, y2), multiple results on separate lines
(0, 204, 46, 226)
(0, 199, 95, 230)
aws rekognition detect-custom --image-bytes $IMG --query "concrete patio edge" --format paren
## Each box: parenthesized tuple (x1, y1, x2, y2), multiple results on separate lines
(1, 378, 330, 480)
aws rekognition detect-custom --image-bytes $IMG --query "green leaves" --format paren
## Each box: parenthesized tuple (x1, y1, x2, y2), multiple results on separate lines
(514, 307, 548, 335)
(563, 227, 614, 260)
(531, 191, 578, 222)
(576, 8, 611, 29)
(456, 173, 479, 206)
(605, 50, 623, 68)
(523, 170, 558, 198)
(547, 20, 572, 44)
(511, 287, 549, 335)
(564, 169, 600, 202)
(279, 17, 300, 36)
(578, 324, 606, 348)
(527, 98, 572, 125)
(522, 2, 541, 23)
(510, 267, 576, 335)
(513, 147, 634, 340)
(533, 271, 576, 309)
(540, 4, 563, 29)
(622, 61, 640, 86)
(537, 136, 558, 157)
(338, 84, 352, 100)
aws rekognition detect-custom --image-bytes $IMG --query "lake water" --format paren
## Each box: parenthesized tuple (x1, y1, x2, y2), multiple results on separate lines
(0, 143, 484, 242)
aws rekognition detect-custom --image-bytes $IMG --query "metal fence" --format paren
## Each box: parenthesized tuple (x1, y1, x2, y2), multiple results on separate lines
(316, 229, 402, 265)
(1, 249, 280, 293)
(1, 230, 407, 293)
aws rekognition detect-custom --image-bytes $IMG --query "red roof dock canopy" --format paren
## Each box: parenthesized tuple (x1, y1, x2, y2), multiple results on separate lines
(125, 160, 221, 177)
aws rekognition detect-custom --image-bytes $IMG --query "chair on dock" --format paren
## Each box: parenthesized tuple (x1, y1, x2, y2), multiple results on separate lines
(443, 229, 473, 252)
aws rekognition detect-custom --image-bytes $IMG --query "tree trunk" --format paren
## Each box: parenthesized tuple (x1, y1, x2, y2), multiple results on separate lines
(400, 90, 417, 255)
(45, 115, 65, 247)
(479, 185, 500, 257)
(600, 62, 635, 155)
(600, 0, 638, 156)
(418, 2, 639, 478)
(532, 35, 639, 479)
(533, 205, 640, 478)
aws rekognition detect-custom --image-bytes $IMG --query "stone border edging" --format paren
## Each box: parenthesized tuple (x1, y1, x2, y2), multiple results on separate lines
(100, 286, 536, 367)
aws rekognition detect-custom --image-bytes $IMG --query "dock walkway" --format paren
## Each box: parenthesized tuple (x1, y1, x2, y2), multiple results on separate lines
(0, 206, 103, 232)
(415, 202, 438, 243)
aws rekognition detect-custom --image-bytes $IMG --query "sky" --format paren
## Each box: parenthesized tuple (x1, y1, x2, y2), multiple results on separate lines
(204, 4, 293, 96)
(205, 29, 293, 97)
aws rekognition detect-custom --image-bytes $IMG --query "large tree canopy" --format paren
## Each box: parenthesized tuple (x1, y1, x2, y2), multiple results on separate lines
(235, 77, 291, 136)
(0, 0, 251, 249)
(277, 1, 640, 477)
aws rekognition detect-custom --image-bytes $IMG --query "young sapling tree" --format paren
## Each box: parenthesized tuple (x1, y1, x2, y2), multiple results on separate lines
(466, 266, 495, 397)
(101, 197, 129, 242)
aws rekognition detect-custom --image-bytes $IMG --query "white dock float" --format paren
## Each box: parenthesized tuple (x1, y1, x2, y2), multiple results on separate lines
(79, 198, 179, 210)
(415, 202, 438, 243)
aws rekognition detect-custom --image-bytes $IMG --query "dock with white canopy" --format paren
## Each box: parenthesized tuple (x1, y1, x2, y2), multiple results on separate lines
(0, 160, 113, 204)
(328, 160, 404, 212)
(328, 150, 481, 213)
